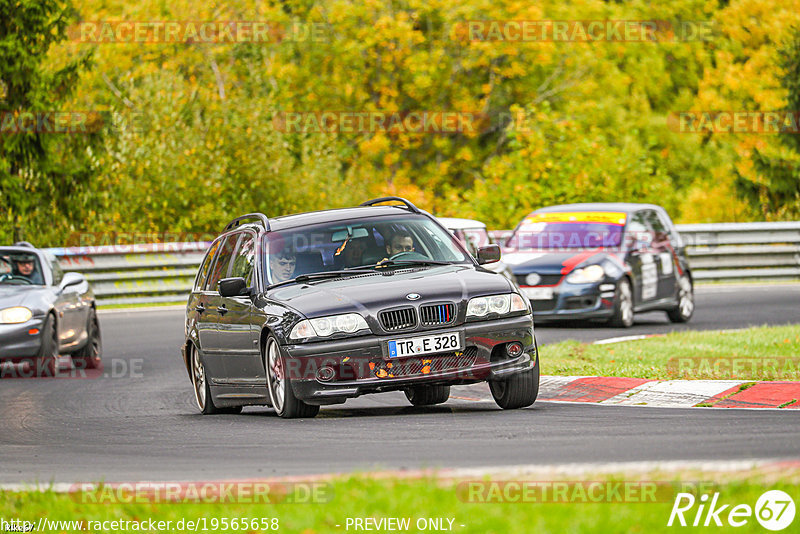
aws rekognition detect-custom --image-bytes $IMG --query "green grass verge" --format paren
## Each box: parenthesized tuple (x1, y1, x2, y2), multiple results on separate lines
(1, 472, 797, 533)
(542, 325, 800, 380)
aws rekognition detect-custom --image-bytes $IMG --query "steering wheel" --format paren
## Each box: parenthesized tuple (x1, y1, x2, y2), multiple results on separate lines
(388, 251, 429, 262)
(0, 273, 33, 285)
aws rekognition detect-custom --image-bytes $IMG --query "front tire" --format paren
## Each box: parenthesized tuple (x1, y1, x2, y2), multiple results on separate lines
(490, 354, 540, 410)
(404, 385, 450, 406)
(667, 274, 694, 323)
(35, 314, 59, 377)
(609, 278, 634, 328)
(265, 336, 319, 419)
(72, 308, 102, 370)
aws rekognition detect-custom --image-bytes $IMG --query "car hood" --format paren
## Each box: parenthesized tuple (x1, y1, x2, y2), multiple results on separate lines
(265, 265, 513, 318)
(0, 285, 52, 313)
(501, 249, 613, 275)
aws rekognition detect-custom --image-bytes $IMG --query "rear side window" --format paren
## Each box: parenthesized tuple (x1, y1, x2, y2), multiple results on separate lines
(194, 241, 220, 291)
(204, 234, 240, 291)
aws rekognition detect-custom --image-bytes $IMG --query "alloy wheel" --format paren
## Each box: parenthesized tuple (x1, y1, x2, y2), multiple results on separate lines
(267, 340, 285, 413)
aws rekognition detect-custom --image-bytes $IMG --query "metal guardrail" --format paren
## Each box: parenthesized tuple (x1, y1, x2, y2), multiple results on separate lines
(676, 222, 800, 281)
(46, 243, 209, 306)
(44, 222, 800, 305)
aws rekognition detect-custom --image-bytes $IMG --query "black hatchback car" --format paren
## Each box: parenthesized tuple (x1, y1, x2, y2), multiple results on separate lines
(503, 203, 694, 327)
(182, 197, 539, 418)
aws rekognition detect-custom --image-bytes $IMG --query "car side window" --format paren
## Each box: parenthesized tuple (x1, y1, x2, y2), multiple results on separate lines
(452, 229, 477, 256)
(230, 234, 256, 287)
(46, 253, 64, 285)
(645, 210, 669, 243)
(463, 228, 489, 253)
(625, 212, 652, 250)
(194, 240, 220, 291)
(656, 210, 683, 247)
(204, 234, 239, 291)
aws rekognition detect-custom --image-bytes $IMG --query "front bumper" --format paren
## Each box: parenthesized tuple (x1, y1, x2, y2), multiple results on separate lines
(523, 282, 617, 321)
(0, 316, 46, 361)
(283, 314, 536, 403)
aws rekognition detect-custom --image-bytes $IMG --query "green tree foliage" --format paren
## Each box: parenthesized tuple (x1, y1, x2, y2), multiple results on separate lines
(0, 0, 98, 244)
(737, 28, 800, 218)
(5, 0, 800, 246)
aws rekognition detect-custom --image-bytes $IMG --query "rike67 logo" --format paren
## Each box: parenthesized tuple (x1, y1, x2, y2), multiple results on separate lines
(668, 490, 795, 530)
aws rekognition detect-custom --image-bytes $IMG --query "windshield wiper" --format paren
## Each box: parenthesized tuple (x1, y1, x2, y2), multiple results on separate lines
(346, 259, 453, 270)
(267, 269, 374, 290)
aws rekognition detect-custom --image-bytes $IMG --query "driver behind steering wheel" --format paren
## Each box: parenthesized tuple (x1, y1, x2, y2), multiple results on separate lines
(11, 254, 44, 285)
(378, 230, 416, 265)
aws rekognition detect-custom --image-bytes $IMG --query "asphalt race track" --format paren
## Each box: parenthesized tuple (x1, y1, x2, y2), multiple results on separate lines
(1, 284, 799, 484)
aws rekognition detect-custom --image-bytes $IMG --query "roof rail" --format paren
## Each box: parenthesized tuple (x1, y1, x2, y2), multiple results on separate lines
(359, 196, 421, 214)
(13, 241, 35, 248)
(224, 213, 271, 232)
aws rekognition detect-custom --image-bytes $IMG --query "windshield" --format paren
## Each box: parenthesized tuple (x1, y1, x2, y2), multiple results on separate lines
(506, 211, 627, 250)
(263, 214, 470, 285)
(0, 251, 45, 285)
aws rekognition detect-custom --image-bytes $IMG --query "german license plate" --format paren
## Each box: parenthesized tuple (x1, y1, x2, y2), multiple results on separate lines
(387, 332, 461, 358)
(522, 287, 554, 300)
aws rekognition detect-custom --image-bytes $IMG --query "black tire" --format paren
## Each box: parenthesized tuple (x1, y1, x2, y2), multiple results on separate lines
(265, 336, 319, 419)
(489, 355, 540, 410)
(404, 385, 450, 406)
(667, 274, 694, 323)
(609, 278, 634, 328)
(189, 344, 241, 414)
(35, 314, 59, 377)
(72, 308, 102, 370)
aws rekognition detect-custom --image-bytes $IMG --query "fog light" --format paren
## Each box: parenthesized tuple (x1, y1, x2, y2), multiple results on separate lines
(317, 366, 335, 382)
(507, 342, 524, 357)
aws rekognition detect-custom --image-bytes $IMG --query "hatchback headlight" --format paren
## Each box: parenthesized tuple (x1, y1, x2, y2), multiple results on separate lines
(565, 264, 605, 284)
(289, 313, 369, 340)
(0, 306, 33, 324)
(466, 293, 528, 318)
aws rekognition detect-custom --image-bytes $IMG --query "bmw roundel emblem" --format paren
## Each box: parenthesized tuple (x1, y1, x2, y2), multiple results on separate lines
(406, 293, 421, 301)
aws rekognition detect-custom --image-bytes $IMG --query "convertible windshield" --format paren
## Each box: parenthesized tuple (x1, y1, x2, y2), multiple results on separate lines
(506, 212, 626, 250)
(263, 214, 470, 285)
(0, 251, 45, 285)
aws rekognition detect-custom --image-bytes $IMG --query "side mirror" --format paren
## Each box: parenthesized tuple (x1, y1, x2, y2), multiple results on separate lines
(219, 277, 249, 298)
(59, 272, 86, 292)
(476, 244, 501, 265)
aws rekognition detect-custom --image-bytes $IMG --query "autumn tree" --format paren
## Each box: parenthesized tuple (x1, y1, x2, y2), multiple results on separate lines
(0, 0, 100, 244)
(737, 27, 800, 218)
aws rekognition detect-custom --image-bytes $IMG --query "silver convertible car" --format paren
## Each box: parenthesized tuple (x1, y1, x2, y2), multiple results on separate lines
(0, 243, 101, 377)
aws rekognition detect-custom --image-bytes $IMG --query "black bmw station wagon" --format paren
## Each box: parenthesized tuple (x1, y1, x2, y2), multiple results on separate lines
(182, 197, 539, 418)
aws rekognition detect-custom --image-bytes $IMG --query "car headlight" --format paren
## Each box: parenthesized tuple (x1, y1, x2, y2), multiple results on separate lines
(466, 293, 529, 318)
(289, 313, 370, 340)
(565, 264, 605, 284)
(0, 306, 33, 324)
